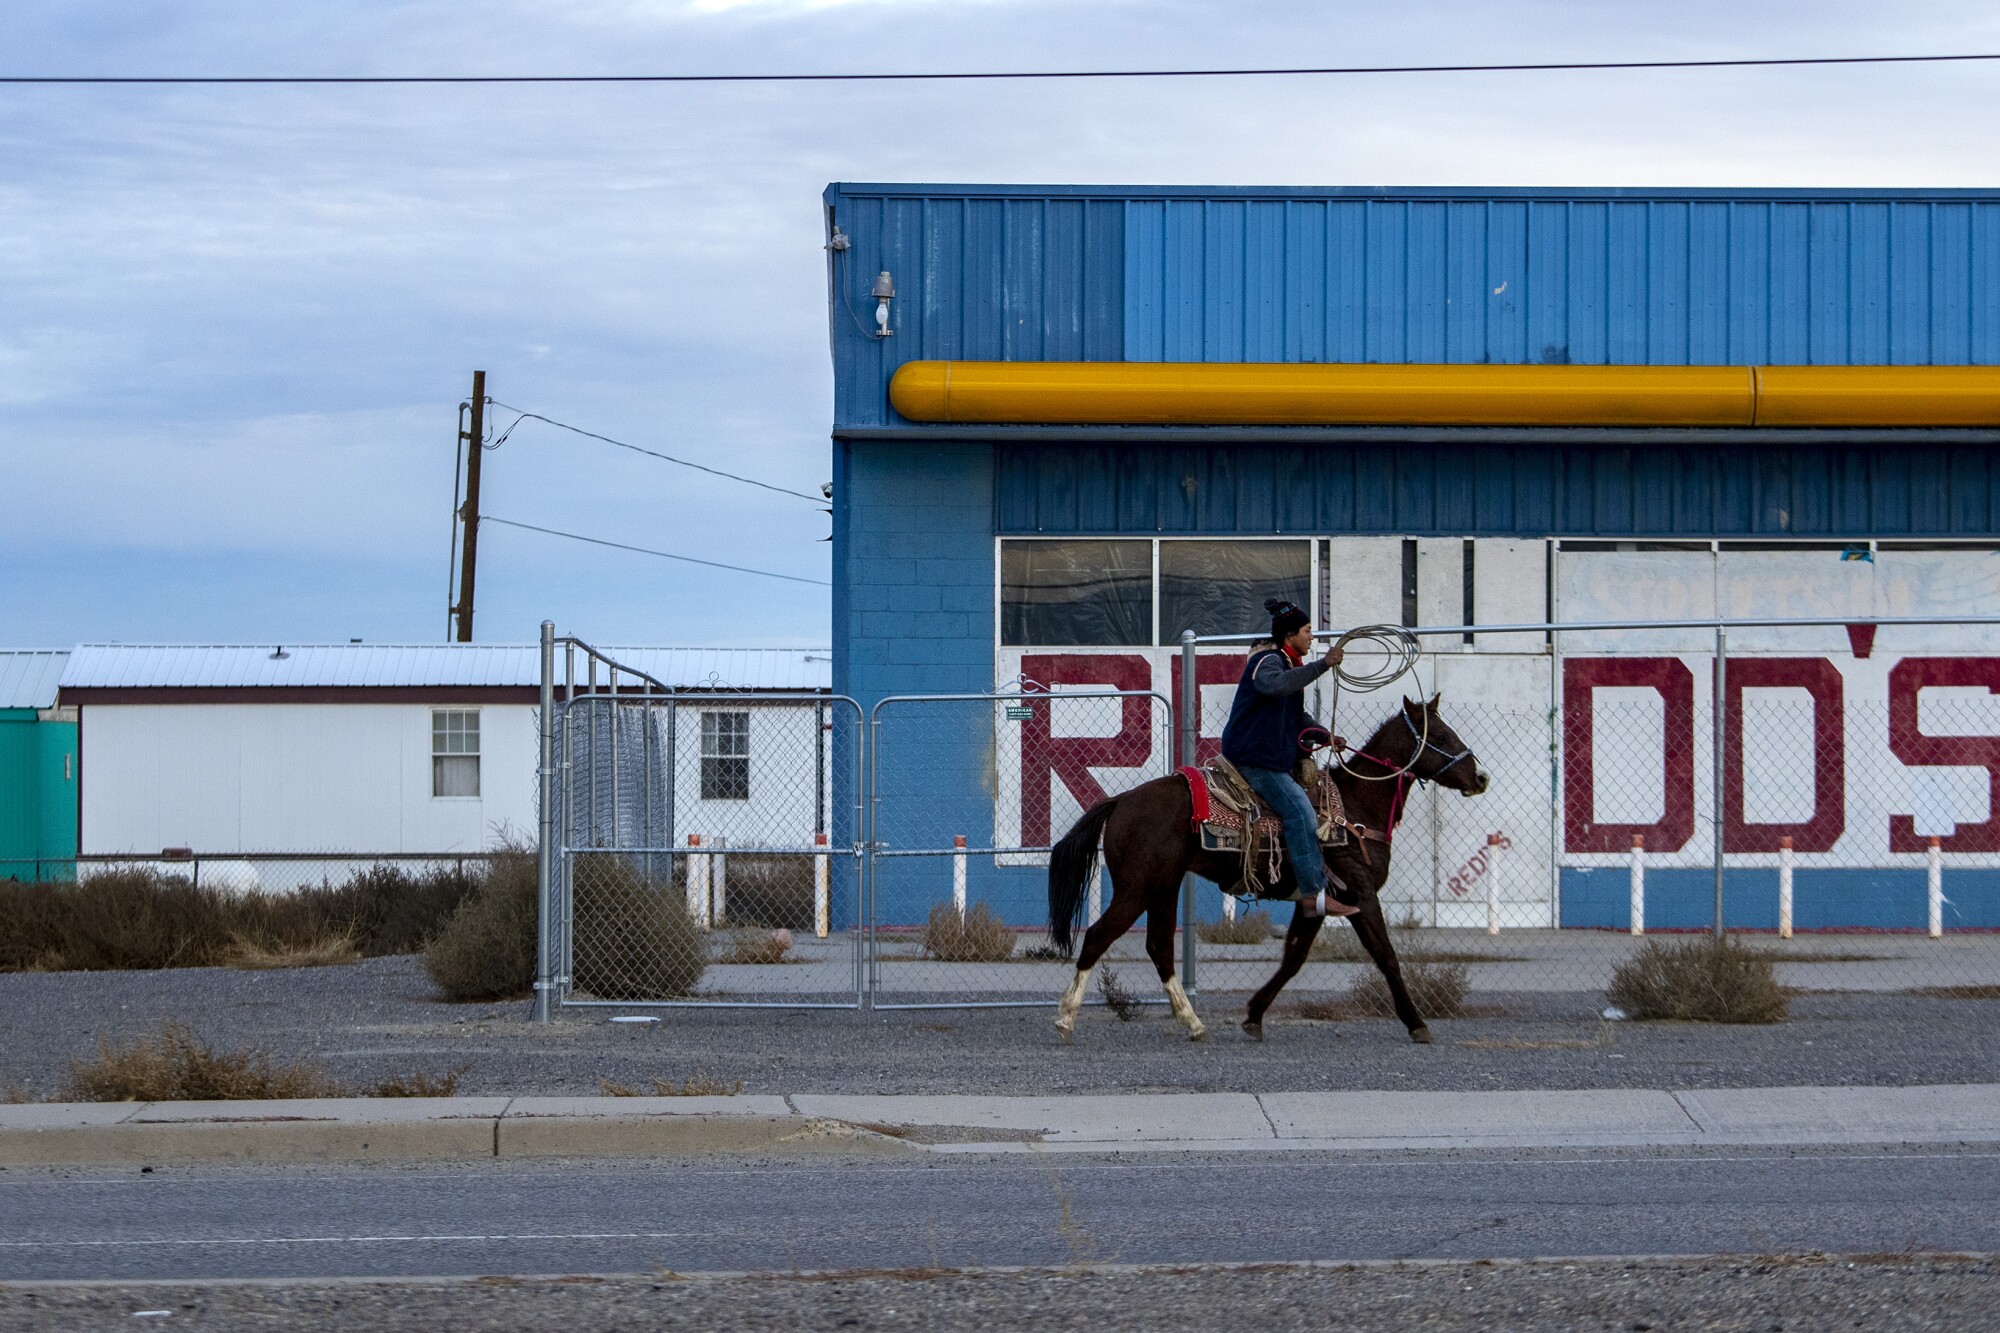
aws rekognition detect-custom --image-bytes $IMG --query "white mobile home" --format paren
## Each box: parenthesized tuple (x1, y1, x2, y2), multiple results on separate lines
(60, 644, 831, 868)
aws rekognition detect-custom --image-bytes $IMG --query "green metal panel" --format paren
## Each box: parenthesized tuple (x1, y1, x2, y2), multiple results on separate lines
(0, 711, 76, 881)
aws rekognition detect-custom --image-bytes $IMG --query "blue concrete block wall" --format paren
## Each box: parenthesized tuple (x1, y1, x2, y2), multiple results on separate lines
(1560, 867, 2000, 931)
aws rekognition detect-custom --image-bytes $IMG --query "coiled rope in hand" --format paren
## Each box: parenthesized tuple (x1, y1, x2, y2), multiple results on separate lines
(1321, 624, 1426, 781)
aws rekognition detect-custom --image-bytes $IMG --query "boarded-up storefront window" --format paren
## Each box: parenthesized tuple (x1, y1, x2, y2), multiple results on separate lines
(1159, 541, 1310, 644)
(1001, 540, 1152, 646)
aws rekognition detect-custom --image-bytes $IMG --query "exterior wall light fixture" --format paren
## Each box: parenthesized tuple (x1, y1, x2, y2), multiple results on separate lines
(871, 271, 895, 337)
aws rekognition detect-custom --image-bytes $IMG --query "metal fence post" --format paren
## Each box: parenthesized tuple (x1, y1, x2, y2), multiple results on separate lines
(1712, 622, 1728, 941)
(865, 706, 880, 1008)
(534, 621, 556, 1023)
(1179, 630, 1199, 992)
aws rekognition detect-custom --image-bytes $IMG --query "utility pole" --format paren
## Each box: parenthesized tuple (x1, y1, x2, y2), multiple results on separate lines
(453, 371, 486, 642)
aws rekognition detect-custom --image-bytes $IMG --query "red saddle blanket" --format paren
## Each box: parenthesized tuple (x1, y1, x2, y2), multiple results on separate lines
(1177, 763, 1349, 845)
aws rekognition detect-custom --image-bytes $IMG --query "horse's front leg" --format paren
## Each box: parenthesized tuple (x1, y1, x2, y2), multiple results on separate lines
(1242, 902, 1326, 1040)
(1143, 887, 1205, 1041)
(1350, 893, 1431, 1044)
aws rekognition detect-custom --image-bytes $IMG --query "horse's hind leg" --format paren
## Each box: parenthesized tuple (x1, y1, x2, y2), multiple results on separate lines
(1055, 887, 1145, 1042)
(1144, 887, 1206, 1041)
(1243, 903, 1325, 1041)
(1350, 894, 1432, 1044)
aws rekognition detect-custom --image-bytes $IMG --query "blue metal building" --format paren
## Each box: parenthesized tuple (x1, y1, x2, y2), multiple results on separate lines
(825, 185, 2000, 933)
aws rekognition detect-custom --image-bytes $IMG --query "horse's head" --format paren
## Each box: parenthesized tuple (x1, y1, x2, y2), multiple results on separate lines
(1393, 693, 1490, 796)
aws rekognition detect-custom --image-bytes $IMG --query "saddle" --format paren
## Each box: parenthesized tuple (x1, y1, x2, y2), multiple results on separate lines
(1180, 755, 1373, 901)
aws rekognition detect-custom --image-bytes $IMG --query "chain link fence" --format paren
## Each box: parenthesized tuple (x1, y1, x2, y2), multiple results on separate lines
(537, 620, 2000, 1016)
(0, 852, 503, 894)
(549, 669, 862, 1008)
(864, 690, 1176, 1008)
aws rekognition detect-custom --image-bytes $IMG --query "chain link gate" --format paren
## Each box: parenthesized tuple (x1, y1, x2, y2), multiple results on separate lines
(865, 690, 1178, 1008)
(537, 629, 865, 1012)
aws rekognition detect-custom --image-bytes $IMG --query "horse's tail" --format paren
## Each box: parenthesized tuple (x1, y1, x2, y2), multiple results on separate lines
(1048, 798, 1118, 956)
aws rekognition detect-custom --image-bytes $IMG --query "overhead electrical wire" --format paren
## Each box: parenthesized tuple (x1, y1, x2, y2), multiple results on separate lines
(3, 51, 1999, 85)
(484, 516, 830, 586)
(487, 401, 823, 503)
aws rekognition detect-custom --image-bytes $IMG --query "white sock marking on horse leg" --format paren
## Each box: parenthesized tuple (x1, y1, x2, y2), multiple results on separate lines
(1055, 965, 1093, 1038)
(1164, 974, 1207, 1040)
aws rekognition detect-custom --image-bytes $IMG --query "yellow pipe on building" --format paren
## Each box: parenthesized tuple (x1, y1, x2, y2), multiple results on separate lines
(1752, 366, 2000, 427)
(888, 360, 2000, 428)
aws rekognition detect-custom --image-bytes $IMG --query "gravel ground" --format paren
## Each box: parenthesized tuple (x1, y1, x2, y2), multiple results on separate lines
(3, 1257, 1994, 1332)
(2, 956, 1996, 1098)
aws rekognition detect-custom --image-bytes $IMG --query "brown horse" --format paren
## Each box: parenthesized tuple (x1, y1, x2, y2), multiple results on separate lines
(1046, 694, 1489, 1044)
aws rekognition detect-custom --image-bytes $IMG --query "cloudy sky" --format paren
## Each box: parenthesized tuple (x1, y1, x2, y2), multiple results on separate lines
(3, 0, 1996, 650)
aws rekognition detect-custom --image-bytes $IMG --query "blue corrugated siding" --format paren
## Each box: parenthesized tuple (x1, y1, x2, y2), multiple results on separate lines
(1116, 196, 2000, 370)
(828, 185, 2000, 429)
(993, 440, 2000, 538)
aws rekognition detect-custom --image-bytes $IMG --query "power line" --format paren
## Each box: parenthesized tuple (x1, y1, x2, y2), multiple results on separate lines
(3, 51, 1999, 85)
(487, 401, 822, 503)
(484, 514, 829, 586)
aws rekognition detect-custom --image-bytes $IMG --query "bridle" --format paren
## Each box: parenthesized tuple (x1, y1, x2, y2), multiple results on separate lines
(1325, 711, 1478, 843)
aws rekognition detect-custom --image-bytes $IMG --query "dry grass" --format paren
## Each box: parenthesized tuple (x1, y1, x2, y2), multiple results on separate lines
(717, 929, 794, 965)
(424, 851, 539, 1001)
(1, 861, 485, 974)
(1198, 909, 1275, 944)
(1908, 984, 2000, 1000)
(1096, 965, 1141, 1020)
(226, 933, 360, 970)
(1345, 960, 1472, 1019)
(921, 903, 1016, 962)
(569, 854, 708, 1000)
(55, 1021, 473, 1101)
(599, 1072, 743, 1097)
(61, 1022, 345, 1101)
(1608, 936, 1789, 1024)
(371, 1065, 470, 1097)
(1020, 942, 1069, 962)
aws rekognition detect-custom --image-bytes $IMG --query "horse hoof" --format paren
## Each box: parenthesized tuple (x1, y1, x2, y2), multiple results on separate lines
(1242, 1020, 1264, 1042)
(1055, 1020, 1074, 1044)
(1188, 1024, 1209, 1043)
(1410, 1026, 1433, 1045)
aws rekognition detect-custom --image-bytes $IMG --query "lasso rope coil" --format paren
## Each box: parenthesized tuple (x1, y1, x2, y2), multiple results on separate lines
(1321, 624, 1428, 782)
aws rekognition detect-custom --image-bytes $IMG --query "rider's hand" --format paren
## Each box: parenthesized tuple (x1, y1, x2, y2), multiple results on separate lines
(1323, 645, 1344, 668)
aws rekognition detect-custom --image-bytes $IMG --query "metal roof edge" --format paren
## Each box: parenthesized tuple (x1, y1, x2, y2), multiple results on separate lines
(835, 425, 2000, 445)
(826, 182, 2000, 202)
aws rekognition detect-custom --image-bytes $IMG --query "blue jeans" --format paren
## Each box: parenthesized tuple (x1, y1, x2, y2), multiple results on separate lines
(1239, 764, 1326, 897)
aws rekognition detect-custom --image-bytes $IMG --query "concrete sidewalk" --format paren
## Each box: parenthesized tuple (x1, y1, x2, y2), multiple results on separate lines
(2, 1084, 1997, 1164)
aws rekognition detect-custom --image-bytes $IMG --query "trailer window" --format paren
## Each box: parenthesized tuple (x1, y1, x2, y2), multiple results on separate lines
(431, 710, 480, 798)
(701, 711, 750, 800)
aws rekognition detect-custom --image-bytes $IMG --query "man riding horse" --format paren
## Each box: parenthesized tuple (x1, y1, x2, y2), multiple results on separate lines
(1219, 598, 1361, 920)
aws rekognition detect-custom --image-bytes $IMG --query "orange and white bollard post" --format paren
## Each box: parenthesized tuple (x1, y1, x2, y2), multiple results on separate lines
(952, 835, 968, 916)
(1629, 834, 1645, 936)
(1486, 833, 1504, 936)
(814, 832, 830, 939)
(1778, 834, 1794, 940)
(686, 834, 710, 930)
(1929, 836, 1944, 938)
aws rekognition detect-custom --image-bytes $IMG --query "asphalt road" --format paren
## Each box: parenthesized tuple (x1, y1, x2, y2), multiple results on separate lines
(3, 1145, 1997, 1284)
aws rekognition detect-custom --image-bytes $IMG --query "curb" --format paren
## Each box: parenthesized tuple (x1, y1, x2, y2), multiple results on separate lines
(2, 1085, 1996, 1166)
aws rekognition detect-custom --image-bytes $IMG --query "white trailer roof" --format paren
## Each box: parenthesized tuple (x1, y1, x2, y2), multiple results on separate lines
(0, 650, 69, 709)
(59, 644, 831, 693)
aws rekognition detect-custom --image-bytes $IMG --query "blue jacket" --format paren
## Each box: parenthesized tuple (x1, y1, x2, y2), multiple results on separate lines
(1220, 648, 1331, 772)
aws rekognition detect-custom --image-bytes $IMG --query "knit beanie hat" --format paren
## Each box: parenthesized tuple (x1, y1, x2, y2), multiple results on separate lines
(1265, 597, 1310, 641)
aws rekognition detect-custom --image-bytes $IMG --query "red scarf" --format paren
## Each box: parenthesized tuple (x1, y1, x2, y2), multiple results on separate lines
(1280, 642, 1305, 667)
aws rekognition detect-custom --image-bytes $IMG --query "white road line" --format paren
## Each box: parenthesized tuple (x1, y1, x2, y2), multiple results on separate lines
(0, 1232, 705, 1249)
